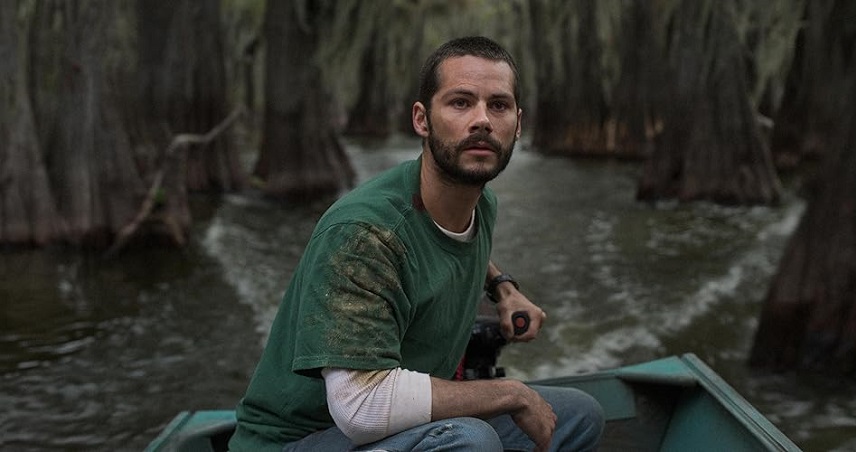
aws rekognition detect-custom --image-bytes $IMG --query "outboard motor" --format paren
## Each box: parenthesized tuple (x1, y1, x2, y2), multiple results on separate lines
(459, 315, 510, 380)
(457, 310, 530, 380)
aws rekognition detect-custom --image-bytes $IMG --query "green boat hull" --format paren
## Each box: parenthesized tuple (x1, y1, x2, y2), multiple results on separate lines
(146, 354, 801, 452)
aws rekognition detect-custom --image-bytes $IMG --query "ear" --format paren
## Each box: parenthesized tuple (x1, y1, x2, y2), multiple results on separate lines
(412, 102, 430, 138)
(515, 108, 523, 139)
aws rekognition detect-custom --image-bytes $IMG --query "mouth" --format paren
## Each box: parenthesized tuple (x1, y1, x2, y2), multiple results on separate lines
(464, 143, 496, 154)
(464, 147, 496, 158)
(460, 137, 499, 155)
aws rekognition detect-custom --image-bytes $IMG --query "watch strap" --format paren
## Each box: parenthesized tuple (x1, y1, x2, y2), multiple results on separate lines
(485, 273, 519, 303)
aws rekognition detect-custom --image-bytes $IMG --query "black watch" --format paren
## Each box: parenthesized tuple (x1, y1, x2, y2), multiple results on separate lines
(485, 273, 519, 303)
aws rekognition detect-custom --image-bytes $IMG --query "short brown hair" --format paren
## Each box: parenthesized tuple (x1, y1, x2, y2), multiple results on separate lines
(417, 36, 520, 110)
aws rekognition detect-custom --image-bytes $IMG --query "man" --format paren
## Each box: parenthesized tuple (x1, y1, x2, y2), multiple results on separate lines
(229, 36, 604, 452)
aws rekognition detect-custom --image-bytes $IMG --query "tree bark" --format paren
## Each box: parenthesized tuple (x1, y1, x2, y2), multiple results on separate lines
(28, 0, 145, 247)
(608, 0, 665, 158)
(750, 106, 856, 375)
(0, 0, 65, 245)
(529, 0, 611, 155)
(344, 30, 392, 139)
(636, 0, 782, 205)
(136, 0, 245, 192)
(750, 25, 856, 375)
(254, 0, 355, 201)
(770, 0, 856, 169)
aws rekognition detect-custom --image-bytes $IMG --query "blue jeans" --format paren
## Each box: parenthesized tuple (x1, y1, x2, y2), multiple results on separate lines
(282, 385, 604, 451)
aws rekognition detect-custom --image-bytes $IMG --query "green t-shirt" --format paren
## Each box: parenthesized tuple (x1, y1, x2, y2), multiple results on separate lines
(229, 158, 497, 451)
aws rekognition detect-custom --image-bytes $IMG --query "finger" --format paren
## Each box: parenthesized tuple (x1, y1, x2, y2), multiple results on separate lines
(536, 437, 552, 452)
(521, 312, 543, 341)
(500, 316, 515, 339)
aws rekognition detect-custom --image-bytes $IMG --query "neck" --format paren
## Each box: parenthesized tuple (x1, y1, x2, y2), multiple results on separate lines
(419, 149, 483, 233)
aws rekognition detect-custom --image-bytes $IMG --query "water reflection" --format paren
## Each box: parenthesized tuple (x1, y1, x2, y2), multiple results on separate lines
(1, 247, 260, 451)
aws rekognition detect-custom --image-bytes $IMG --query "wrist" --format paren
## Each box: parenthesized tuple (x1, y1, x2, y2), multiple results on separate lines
(505, 379, 531, 412)
(485, 273, 519, 303)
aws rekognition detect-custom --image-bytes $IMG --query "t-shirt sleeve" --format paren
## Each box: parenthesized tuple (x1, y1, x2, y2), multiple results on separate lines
(291, 222, 409, 378)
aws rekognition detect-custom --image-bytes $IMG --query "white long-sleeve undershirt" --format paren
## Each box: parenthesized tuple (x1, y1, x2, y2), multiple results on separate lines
(321, 367, 432, 445)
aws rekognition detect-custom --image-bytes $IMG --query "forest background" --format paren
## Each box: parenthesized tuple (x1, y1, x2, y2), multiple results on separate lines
(1, 0, 855, 378)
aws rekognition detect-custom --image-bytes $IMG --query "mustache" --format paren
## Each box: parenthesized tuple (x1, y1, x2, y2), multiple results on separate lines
(457, 133, 501, 152)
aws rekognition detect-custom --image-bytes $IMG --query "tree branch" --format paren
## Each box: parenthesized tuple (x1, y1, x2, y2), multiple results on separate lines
(104, 107, 245, 258)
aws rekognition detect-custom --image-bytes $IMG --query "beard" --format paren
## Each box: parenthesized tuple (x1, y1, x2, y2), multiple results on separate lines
(427, 129, 516, 186)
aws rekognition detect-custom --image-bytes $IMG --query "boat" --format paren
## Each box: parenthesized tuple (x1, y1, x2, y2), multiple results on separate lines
(145, 353, 801, 451)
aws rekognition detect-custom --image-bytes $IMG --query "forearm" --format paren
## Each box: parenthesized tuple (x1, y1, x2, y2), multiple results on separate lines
(430, 376, 526, 421)
(430, 375, 557, 450)
(486, 260, 503, 283)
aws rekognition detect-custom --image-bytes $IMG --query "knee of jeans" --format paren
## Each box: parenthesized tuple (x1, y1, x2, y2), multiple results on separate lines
(540, 387, 605, 433)
(565, 390, 606, 444)
(583, 392, 606, 436)
(429, 417, 502, 450)
(580, 390, 605, 424)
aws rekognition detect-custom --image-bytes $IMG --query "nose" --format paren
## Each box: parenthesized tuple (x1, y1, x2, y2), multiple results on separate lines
(469, 102, 493, 134)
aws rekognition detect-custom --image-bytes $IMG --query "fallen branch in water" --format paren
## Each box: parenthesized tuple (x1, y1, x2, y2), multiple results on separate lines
(104, 107, 244, 258)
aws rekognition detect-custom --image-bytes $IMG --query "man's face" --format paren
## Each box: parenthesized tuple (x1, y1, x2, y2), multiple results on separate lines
(416, 56, 522, 186)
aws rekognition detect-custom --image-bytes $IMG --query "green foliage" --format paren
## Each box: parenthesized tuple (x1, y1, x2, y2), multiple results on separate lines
(314, 0, 406, 108)
(731, 0, 805, 109)
(653, 0, 803, 110)
(221, 0, 266, 109)
(153, 188, 167, 207)
(103, 2, 137, 81)
(312, 0, 531, 111)
(527, 0, 802, 115)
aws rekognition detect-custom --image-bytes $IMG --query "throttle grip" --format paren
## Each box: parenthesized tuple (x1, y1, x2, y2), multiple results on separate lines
(511, 311, 530, 336)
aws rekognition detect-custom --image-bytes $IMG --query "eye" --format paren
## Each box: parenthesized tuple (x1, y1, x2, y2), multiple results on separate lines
(489, 100, 511, 112)
(451, 98, 470, 109)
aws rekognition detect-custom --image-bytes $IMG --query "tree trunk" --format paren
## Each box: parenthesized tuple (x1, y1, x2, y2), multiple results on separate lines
(528, 0, 611, 155)
(393, 28, 424, 137)
(344, 30, 392, 139)
(636, 0, 782, 205)
(28, 0, 145, 247)
(608, 0, 665, 158)
(770, 0, 856, 169)
(0, 0, 65, 245)
(750, 105, 856, 375)
(750, 22, 856, 374)
(136, 0, 244, 192)
(254, 0, 355, 201)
